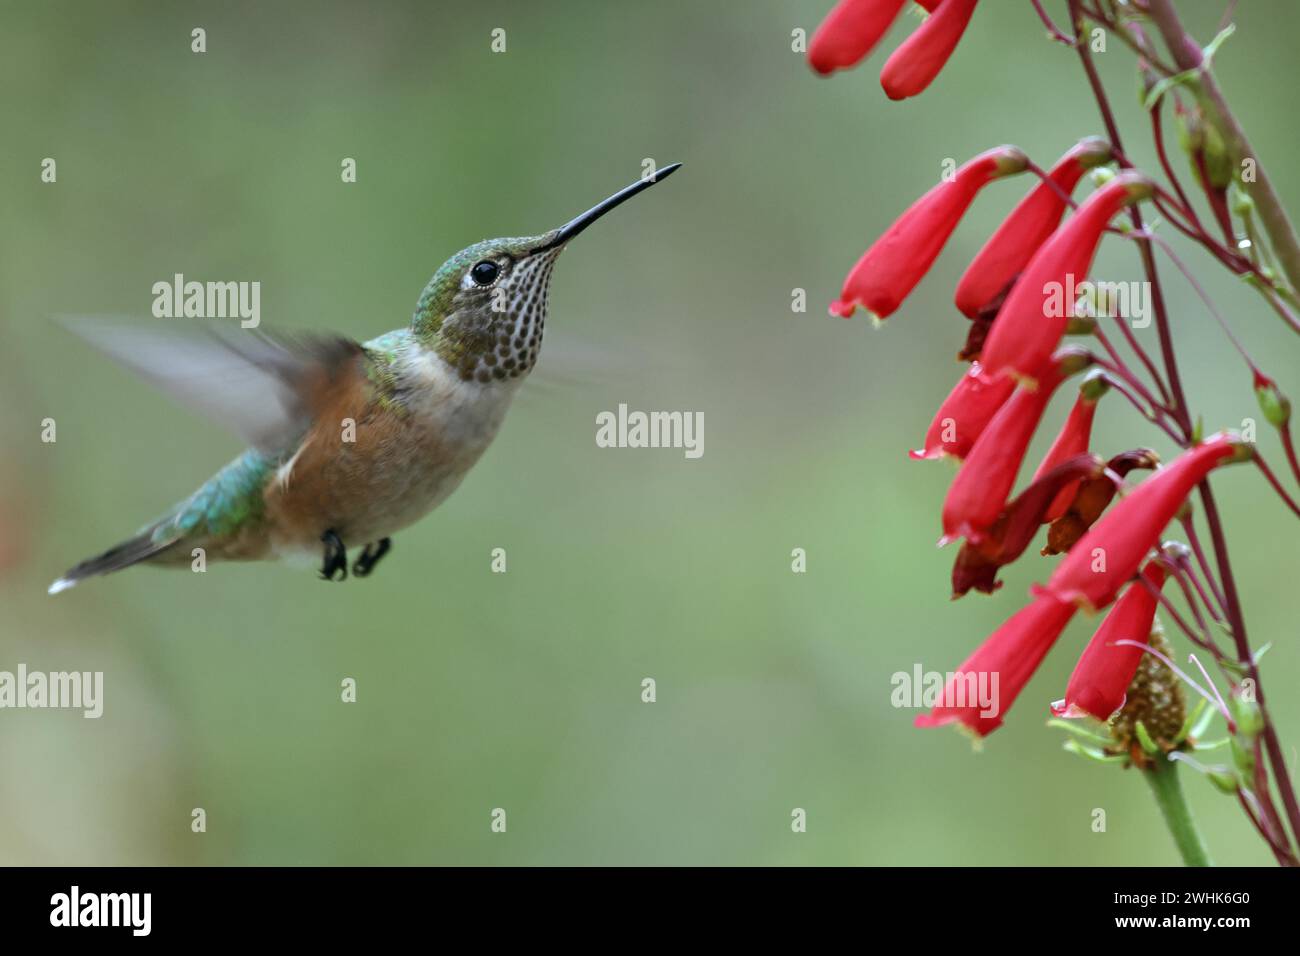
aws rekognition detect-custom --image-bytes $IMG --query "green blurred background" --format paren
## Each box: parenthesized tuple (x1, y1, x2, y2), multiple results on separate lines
(2, 0, 1298, 865)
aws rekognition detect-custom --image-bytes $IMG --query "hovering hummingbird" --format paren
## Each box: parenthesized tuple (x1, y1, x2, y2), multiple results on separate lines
(49, 164, 681, 593)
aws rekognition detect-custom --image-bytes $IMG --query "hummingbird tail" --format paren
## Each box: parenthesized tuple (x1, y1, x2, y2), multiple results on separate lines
(48, 529, 181, 595)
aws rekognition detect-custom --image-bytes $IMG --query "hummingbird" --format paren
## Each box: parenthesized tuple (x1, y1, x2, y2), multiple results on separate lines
(49, 163, 681, 594)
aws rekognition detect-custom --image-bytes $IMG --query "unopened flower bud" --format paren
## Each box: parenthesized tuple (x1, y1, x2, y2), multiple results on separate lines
(1229, 181, 1255, 217)
(979, 171, 1154, 387)
(954, 137, 1113, 319)
(880, 0, 979, 100)
(1254, 372, 1291, 428)
(1230, 691, 1265, 738)
(830, 145, 1029, 322)
(1230, 736, 1256, 778)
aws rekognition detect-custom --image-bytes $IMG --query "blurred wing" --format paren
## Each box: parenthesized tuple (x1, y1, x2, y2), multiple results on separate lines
(518, 330, 676, 402)
(58, 315, 366, 453)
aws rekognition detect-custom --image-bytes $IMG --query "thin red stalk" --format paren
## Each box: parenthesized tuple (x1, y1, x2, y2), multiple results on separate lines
(1025, 160, 1080, 209)
(1077, 2, 1177, 74)
(1254, 454, 1300, 519)
(1165, 563, 1228, 659)
(1238, 787, 1298, 866)
(1192, 154, 1236, 247)
(1092, 365, 1184, 444)
(1138, 230, 1264, 362)
(1150, 184, 1204, 236)
(1280, 427, 1300, 489)
(1258, 284, 1300, 337)
(1107, 312, 1172, 406)
(1138, 570, 1223, 660)
(1091, 325, 1171, 415)
(1030, 0, 1076, 45)
(1179, 515, 1229, 617)
(1251, 740, 1293, 865)
(1171, 552, 1225, 626)
(1218, 1, 1241, 34)
(1150, 194, 1241, 266)
(1150, 104, 1204, 233)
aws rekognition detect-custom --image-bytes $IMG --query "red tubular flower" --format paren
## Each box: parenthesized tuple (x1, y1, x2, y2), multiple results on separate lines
(830, 145, 1028, 322)
(1043, 433, 1252, 612)
(808, 0, 938, 76)
(940, 347, 1092, 545)
(1051, 560, 1169, 721)
(1030, 370, 1110, 522)
(910, 361, 1015, 460)
(953, 137, 1113, 319)
(978, 171, 1154, 388)
(915, 593, 1077, 737)
(880, 0, 979, 100)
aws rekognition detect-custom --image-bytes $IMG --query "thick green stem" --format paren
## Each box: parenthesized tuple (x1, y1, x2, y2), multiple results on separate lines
(1144, 758, 1213, 866)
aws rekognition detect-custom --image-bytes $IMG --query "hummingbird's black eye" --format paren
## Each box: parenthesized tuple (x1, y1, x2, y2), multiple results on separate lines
(470, 260, 500, 286)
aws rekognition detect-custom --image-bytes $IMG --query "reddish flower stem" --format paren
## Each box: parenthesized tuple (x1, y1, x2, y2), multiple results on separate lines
(1150, 104, 1204, 234)
(1179, 515, 1228, 616)
(1024, 160, 1079, 209)
(1149, 195, 1240, 265)
(1280, 427, 1300, 489)
(1248, 740, 1294, 866)
(1238, 788, 1299, 867)
(1135, 230, 1265, 364)
(1092, 323, 1171, 414)
(1077, 2, 1177, 74)
(1090, 363, 1183, 444)
(1170, 550, 1226, 626)
(1165, 564, 1224, 654)
(1105, 310, 1172, 407)
(1137, 569, 1223, 661)
(1253, 455, 1300, 520)
(1029, 0, 1075, 45)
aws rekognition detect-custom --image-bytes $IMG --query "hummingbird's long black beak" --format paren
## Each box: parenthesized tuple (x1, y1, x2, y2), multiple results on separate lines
(535, 163, 682, 252)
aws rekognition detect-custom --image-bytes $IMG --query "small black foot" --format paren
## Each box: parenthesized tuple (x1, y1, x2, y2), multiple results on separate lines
(352, 538, 392, 578)
(320, 529, 348, 581)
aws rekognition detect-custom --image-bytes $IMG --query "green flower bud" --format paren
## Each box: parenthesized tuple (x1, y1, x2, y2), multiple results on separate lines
(1202, 123, 1233, 189)
(1230, 735, 1256, 778)
(1174, 103, 1202, 157)
(1228, 181, 1255, 217)
(1254, 373, 1291, 428)
(1089, 167, 1117, 189)
(1230, 689, 1265, 737)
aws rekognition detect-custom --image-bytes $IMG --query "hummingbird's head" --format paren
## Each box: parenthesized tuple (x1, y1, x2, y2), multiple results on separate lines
(412, 163, 681, 384)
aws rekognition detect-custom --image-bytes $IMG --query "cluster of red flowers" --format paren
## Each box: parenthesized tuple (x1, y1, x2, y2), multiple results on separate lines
(808, 0, 976, 100)
(809, 5, 1255, 738)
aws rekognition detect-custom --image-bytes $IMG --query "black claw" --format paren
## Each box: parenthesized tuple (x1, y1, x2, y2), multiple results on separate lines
(352, 538, 392, 578)
(319, 529, 348, 581)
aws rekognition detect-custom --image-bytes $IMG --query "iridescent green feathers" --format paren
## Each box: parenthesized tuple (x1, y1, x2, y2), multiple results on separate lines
(410, 234, 551, 342)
